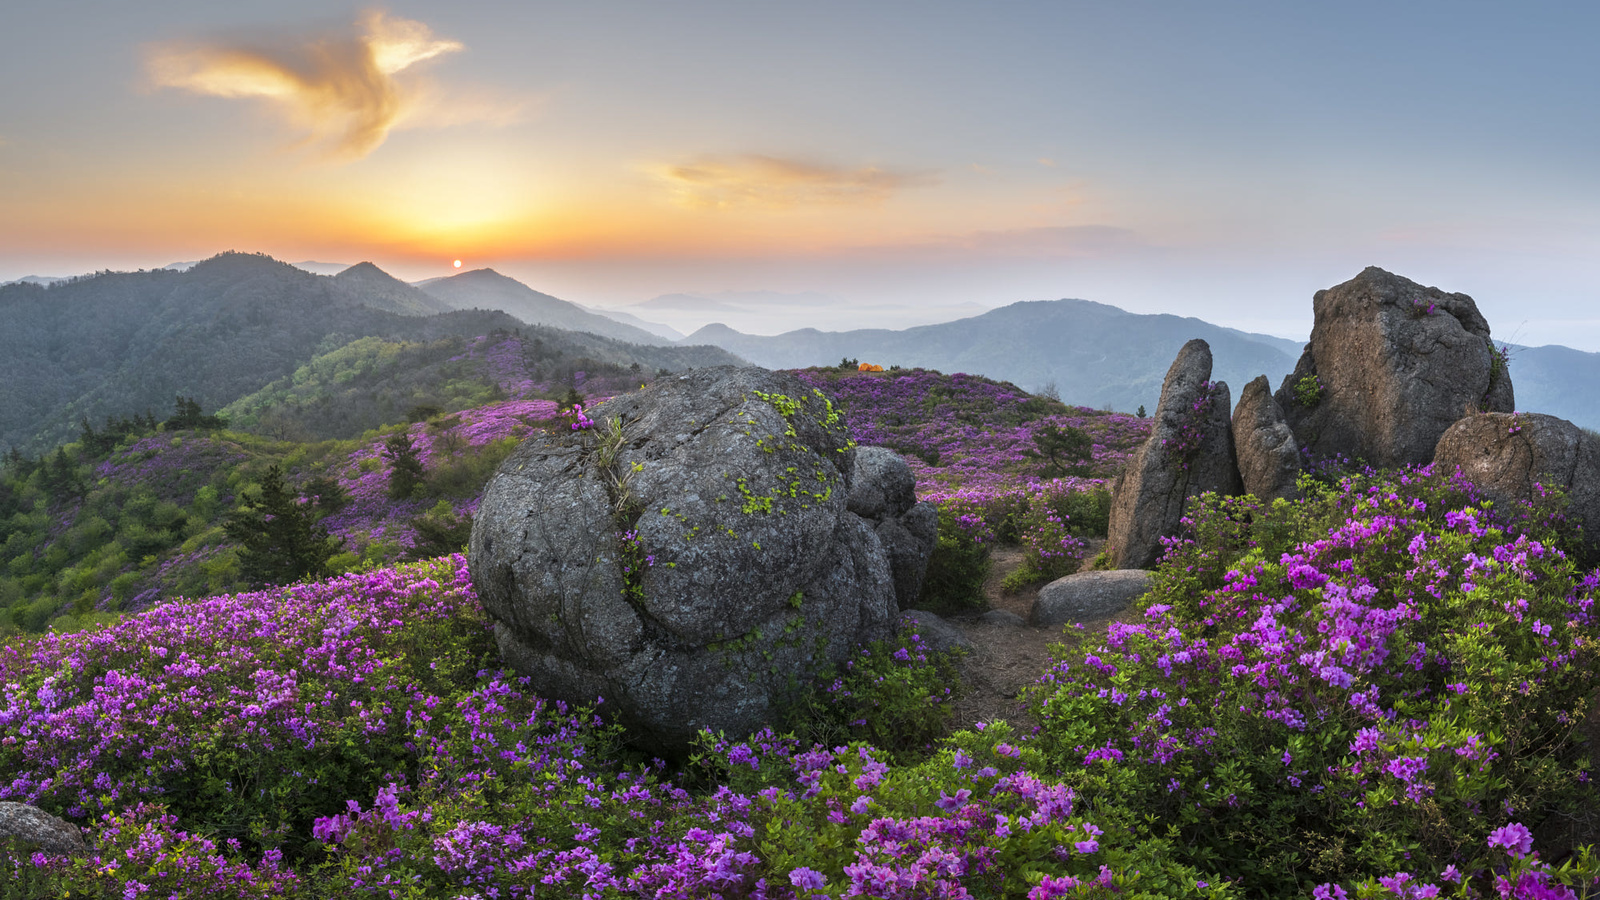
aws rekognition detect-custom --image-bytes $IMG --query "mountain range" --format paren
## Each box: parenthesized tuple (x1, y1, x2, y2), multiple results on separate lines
(0, 253, 740, 454)
(5, 252, 1598, 453)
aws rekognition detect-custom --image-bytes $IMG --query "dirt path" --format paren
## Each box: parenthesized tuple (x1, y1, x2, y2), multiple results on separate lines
(939, 544, 1136, 735)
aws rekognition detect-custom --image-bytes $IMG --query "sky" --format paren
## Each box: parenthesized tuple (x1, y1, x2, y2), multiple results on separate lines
(3, 1, 1598, 345)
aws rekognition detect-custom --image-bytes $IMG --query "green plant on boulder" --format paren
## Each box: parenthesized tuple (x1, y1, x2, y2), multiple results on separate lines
(1293, 373, 1324, 408)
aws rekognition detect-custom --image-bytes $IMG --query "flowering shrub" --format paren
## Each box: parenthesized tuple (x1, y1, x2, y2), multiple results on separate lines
(1028, 465, 1600, 896)
(1, 555, 1230, 898)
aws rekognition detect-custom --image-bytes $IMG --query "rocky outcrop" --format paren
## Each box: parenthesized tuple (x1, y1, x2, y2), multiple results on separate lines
(470, 366, 934, 754)
(1106, 339, 1242, 569)
(1031, 569, 1154, 626)
(0, 802, 87, 856)
(1433, 412, 1600, 565)
(1277, 267, 1513, 468)
(1232, 375, 1301, 502)
(848, 446, 939, 609)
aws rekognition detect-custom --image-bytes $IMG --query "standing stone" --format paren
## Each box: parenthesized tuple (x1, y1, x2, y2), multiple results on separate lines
(1232, 375, 1302, 502)
(0, 802, 87, 856)
(1106, 339, 1243, 569)
(1433, 412, 1600, 565)
(1276, 267, 1514, 469)
(847, 446, 939, 609)
(470, 366, 932, 755)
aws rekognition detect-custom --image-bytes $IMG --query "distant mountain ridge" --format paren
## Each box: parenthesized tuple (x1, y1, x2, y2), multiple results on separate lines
(0, 252, 740, 453)
(417, 269, 675, 346)
(677, 297, 1600, 431)
(681, 298, 1307, 416)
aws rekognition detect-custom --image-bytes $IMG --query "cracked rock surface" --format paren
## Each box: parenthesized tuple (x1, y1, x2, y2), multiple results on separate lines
(470, 366, 932, 755)
(1433, 412, 1600, 566)
(1106, 339, 1241, 569)
(1276, 267, 1514, 469)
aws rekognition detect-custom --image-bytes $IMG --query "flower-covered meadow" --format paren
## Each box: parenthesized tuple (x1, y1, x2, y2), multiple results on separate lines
(4, 356, 1600, 898)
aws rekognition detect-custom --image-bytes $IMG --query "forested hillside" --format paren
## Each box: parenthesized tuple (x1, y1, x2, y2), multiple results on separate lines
(0, 252, 741, 454)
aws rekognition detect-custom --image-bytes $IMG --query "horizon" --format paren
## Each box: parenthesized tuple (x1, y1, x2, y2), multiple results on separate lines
(4, 2, 1598, 348)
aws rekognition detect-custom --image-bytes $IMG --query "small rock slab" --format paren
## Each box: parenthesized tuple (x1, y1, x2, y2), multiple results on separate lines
(1031, 569, 1154, 626)
(0, 802, 87, 856)
(900, 609, 975, 654)
(978, 609, 1028, 628)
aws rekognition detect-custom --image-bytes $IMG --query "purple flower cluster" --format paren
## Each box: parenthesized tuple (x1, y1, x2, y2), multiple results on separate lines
(1, 556, 1166, 897)
(1031, 464, 1600, 892)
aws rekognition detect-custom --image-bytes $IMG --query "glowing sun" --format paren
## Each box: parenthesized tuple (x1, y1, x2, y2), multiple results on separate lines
(452, 259, 462, 268)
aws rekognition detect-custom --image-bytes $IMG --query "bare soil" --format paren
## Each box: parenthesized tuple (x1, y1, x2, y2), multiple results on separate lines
(939, 542, 1140, 735)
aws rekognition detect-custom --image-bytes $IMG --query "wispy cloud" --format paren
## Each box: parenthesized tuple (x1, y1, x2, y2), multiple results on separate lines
(146, 11, 509, 159)
(654, 155, 936, 210)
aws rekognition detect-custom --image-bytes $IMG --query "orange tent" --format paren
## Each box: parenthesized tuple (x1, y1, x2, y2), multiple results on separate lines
(857, 363, 884, 372)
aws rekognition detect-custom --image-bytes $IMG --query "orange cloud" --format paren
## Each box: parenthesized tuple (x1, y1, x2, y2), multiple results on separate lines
(653, 155, 936, 210)
(146, 11, 486, 159)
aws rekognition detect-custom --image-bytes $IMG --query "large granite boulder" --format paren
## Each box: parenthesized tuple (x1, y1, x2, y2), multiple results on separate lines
(0, 802, 87, 856)
(1232, 375, 1301, 502)
(848, 446, 939, 609)
(1106, 339, 1242, 569)
(1433, 412, 1600, 565)
(1032, 569, 1154, 626)
(1276, 267, 1514, 468)
(470, 366, 932, 754)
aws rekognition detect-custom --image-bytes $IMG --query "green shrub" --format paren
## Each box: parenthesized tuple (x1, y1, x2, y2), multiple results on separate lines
(1293, 373, 1323, 407)
(915, 505, 991, 613)
(777, 626, 965, 763)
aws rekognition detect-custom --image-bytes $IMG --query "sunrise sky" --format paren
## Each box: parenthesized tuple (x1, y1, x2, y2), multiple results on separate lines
(3, 1, 1597, 345)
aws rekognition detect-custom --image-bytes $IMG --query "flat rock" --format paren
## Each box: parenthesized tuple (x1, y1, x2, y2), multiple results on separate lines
(900, 609, 974, 654)
(0, 802, 87, 856)
(1032, 569, 1153, 626)
(978, 609, 1028, 628)
(1277, 267, 1513, 468)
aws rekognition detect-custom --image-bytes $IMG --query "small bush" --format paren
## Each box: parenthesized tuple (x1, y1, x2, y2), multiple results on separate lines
(915, 504, 991, 613)
(1294, 373, 1324, 407)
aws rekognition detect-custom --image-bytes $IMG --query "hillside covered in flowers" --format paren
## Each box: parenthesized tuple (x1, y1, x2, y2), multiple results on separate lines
(3, 352, 1599, 898)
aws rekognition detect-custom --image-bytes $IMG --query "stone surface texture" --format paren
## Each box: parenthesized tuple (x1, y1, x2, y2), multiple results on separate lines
(1031, 569, 1154, 626)
(470, 366, 933, 754)
(0, 802, 87, 856)
(1433, 412, 1600, 565)
(1276, 267, 1514, 469)
(1232, 374, 1302, 502)
(848, 446, 939, 609)
(1106, 339, 1242, 569)
(900, 609, 975, 654)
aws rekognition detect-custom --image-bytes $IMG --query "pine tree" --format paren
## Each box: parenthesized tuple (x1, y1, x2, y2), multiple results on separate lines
(383, 432, 426, 500)
(223, 465, 342, 588)
(1023, 423, 1095, 479)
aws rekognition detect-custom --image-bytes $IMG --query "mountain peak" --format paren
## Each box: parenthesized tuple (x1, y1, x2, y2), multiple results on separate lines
(335, 261, 407, 286)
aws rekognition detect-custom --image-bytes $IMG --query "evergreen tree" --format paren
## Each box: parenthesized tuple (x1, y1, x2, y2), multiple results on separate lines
(1023, 423, 1095, 479)
(405, 506, 473, 561)
(43, 447, 84, 499)
(383, 432, 426, 500)
(223, 465, 342, 588)
(165, 396, 227, 431)
(302, 475, 349, 515)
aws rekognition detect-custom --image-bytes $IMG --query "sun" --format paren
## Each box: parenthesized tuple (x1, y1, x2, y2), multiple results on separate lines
(452, 259, 462, 268)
